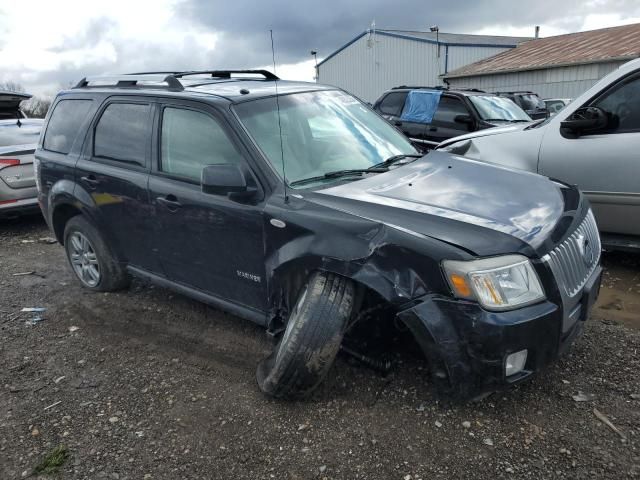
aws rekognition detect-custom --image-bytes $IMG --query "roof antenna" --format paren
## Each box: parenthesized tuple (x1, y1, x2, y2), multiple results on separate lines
(270, 29, 289, 203)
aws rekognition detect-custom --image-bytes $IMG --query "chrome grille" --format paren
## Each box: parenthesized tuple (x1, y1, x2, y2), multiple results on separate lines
(543, 210, 601, 298)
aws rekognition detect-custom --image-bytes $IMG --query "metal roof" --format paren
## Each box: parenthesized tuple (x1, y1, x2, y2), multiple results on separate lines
(317, 30, 530, 67)
(444, 23, 640, 78)
(378, 30, 530, 47)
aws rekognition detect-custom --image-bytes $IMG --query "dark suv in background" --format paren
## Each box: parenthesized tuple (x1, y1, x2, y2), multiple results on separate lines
(36, 71, 601, 401)
(0, 91, 43, 218)
(497, 91, 549, 120)
(373, 86, 532, 150)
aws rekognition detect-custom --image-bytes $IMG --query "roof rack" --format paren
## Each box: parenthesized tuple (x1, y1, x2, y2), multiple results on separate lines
(73, 70, 280, 92)
(173, 70, 279, 80)
(392, 85, 448, 90)
(74, 74, 184, 91)
(458, 88, 486, 93)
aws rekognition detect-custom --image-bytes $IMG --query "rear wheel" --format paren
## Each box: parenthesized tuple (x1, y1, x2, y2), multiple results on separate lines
(257, 271, 355, 399)
(63, 216, 130, 292)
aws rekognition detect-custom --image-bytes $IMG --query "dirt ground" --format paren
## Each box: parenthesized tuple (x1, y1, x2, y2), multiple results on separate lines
(1, 215, 639, 480)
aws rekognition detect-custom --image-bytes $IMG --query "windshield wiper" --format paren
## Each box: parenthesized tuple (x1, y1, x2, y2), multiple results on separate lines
(369, 153, 422, 170)
(289, 168, 389, 187)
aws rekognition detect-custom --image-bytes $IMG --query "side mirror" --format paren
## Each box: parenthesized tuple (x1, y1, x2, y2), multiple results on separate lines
(454, 114, 475, 130)
(454, 114, 474, 125)
(560, 106, 608, 137)
(201, 164, 247, 195)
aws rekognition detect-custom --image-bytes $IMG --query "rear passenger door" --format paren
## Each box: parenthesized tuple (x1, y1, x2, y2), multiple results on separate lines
(74, 97, 160, 272)
(375, 91, 428, 150)
(426, 95, 474, 144)
(148, 99, 267, 312)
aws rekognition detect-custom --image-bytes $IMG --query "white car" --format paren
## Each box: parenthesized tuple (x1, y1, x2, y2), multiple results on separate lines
(438, 58, 640, 250)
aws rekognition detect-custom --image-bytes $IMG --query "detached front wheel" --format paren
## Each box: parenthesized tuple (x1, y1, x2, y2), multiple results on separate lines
(257, 271, 355, 399)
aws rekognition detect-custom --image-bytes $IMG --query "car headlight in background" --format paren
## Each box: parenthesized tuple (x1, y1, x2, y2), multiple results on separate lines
(443, 255, 545, 311)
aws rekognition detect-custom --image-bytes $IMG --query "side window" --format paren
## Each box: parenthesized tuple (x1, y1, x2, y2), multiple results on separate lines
(160, 107, 244, 182)
(432, 97, 468, 125)
(593, 74, 640, 133)
(377, 92, 407, 117)
(43, 99, 93, 154)
(94, 103, 150, 165)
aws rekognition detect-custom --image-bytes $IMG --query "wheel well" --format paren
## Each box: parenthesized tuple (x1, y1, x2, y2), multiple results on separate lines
(52, 204, 82, 245)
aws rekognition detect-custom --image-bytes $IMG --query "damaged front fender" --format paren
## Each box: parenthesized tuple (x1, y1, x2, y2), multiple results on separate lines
(263, 194, 467, 325)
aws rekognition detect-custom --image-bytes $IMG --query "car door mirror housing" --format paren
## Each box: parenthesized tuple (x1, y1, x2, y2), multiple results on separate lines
(201, 164, 247, 195)
(560, 106, 608, 137)
(454, 114, 474, 125)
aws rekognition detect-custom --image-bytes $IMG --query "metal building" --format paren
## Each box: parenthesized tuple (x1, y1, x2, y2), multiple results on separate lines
(444, 23, 640, 99)
(317, 29, 529, 103)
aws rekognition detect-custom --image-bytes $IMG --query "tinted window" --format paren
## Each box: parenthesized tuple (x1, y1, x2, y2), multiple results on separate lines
(161, 107, 243, 182)
(432, 97, 468, 124)
(94, 103, 150, 165)
(594, 74, 640, 133)
(0, 121, 42, 147)
(378, 92, 407, 116)
(43, 99, 93, 154)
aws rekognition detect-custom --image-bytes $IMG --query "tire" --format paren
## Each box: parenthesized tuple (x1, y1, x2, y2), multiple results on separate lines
(63, 216, 130, 292)
(256, 271, 355, 399)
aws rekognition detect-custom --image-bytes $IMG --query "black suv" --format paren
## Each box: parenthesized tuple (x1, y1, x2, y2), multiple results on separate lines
(496, 91, 549, 120)
(36, 70, 602, 400)
(373, 86, 532, 150)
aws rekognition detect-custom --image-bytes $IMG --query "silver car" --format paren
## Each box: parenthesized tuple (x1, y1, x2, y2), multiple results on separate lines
(0, 91, 43, 218)
(438, 58, 640, 250)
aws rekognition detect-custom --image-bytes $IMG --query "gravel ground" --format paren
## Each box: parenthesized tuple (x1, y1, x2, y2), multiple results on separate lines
(1, 215, 639, 480)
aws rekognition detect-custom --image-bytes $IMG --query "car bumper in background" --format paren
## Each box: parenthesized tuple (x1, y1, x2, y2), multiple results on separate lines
(398, 266, 602, 400)
(0, 196, 41, 217)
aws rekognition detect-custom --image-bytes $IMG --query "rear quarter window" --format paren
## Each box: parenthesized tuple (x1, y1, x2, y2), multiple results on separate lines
(43, 99, 93, 154)
(377, 92, 407, 117)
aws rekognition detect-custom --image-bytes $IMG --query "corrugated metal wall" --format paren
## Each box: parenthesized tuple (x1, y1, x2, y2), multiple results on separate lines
(318, 34, 513, 103)
(447, 61, 625, 99)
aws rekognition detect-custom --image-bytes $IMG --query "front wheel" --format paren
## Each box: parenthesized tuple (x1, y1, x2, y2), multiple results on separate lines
(257, 271, 355, 399)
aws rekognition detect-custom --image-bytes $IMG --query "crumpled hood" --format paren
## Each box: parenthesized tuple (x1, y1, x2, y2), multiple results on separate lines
(311, 151, 566, 256)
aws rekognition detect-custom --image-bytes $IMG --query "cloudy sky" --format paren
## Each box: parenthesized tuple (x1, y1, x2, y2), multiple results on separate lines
(1, 0, 639, 96)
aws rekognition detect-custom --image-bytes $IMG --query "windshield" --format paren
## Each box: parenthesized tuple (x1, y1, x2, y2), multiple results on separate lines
(469, 95, 532, 121)
(519, 94, 546, 111)
(234, 90, 417, 187)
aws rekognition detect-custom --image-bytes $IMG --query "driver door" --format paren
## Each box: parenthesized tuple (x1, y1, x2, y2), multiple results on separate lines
(539, 72, 640, 236)
(148, 100, 267, 311)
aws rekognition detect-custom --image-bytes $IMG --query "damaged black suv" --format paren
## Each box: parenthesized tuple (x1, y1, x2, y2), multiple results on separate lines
(36, 70, 602, 400)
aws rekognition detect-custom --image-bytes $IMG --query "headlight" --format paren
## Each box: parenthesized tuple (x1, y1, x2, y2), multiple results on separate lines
(443, 255, 545, 311)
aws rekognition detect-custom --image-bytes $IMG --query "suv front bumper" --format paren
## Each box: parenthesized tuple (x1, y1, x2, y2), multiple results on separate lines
(398, 265, 602, 400)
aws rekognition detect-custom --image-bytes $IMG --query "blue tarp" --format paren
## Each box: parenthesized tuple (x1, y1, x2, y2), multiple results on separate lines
(400, 90, 442, 124)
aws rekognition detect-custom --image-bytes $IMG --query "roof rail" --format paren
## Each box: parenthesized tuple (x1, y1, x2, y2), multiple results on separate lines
(458, 88, 486, 93)
(392, 85, 448, 90)
(74, 74, 184, 91)
(173, 69, 279, 80)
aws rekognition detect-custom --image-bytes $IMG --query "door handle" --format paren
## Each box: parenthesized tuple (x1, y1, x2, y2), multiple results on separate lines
(156, 195, 182, 211)
(394, 121, 403, 126)
(428, 126, 438, 132)
(81, 175, 100, 188)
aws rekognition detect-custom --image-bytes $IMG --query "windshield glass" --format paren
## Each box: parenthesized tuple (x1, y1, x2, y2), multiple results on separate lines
(469, 95, 532, 121)
(234, 90, 417, 187)
(519, 94, 546, 111)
